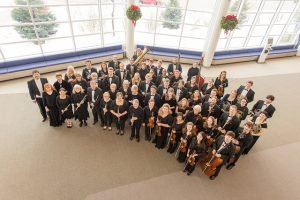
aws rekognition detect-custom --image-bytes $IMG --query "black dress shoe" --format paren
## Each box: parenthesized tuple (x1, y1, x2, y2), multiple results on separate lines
(130, 137, 134, 140)
(136, 138, 140, 142)
(187, 172, 191, 176)
(84, 121, 87, 126)
(226, 164, 235, 170)
(209, 175, 216, 180)
(42, 118, 47, 122)
(79, 121, 83, 127)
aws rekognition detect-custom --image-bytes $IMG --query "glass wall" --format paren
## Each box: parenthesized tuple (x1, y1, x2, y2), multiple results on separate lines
(217, 0, 300, 50)
(0, 0, 126, 61)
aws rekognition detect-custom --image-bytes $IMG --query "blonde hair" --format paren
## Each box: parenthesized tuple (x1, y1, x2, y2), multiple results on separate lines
(184, 122, 195, 134)
(43, 83, 55, 92)
(72, 84, 84, 94)
(66, 65, 76, 76)
(158, 103, 172, 116)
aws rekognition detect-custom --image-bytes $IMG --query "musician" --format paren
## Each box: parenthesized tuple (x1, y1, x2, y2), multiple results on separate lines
(243, 112, 268, 155)
(201, 97, 221, 120)
(187, 62, 200, 82)
(138, 62, 149, 81)
(167, 58, 182, 75)
(73, 73, 88, 93)
(133, 48, 142, 61)
(189, 90, 202, 107)
(108, 83, 118, 101)
(177, 122, 196, 163)
(185, 76, 198, 97)
(214, 71, 228, 98)
(129, 85, 144, 107)
(155, 104, 173, 149)
(27, 70, 48, 121)
(119, 80, 132, 102)
(115, 62, 130, 84)
(108, 55, 121, 70)
(184, 132, 206, 175)
(89, 72, 102, 88)
(82, 60, 97, 81)
(161, 88, 177, 115)
(236, 97, 249, 120)
(126, 58, 138, 77)
(153, 60, 164, 77)
(131, 72, 142, 89)
(251, 95, 276, 119)
(129, 99, 144, 142)
(201, 79, 215, 96)
(147, 58, 156, 70)
(102, 67, 120, 91)
(218, 105, 240, 134)
(202, 89, 219, 104)
(237, 81, 255, 103)
(170, 70, 183, 86)
(203, 116, 218, 148)
(221, 89, 238, 113)
(64, 65, 76, 84)
(174, 80, 188, 102)
(148, 70, 157, 87)
(208, 131, 235, 180)
(157, 78, 170, 97)
(72, 84, 89, 127)
(140, 73, 155, 96)
(144, 85, 161, 107)
(143, 99, 158, 141)
(98, 62, 109, 78)
(87, 80, 103, 125)
(226, 122, 254, 170)
(185, 105, 203, 132)
(156, 68, 168, 86)
(167, 112, 185, 153)
(99, 92, 113, 131)
(176, 98, 190, 118)
(42, 83, 61, 127)
(110, 92, 129, 136)
(56, 88, 73, 128)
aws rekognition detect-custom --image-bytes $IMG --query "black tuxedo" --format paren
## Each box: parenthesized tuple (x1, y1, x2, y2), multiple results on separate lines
(126, 64, 138, 77)
(201, 102, 221, 119)
(115, 69, 131, 84)
(174, 86, 188, 101)
(167, 63, 182, 75)
(144, 93, 161, 107)
(218, 112, 240, 132)
(156, 75, 168, 86)
(102, 75, 120, 92)
(237, 86, 255, 103)
(157, 85, 170, 97)
(87, 87, 103, 122)
(153, 67, 164, 76)
(53, 80, 72, 95)
(82, 67, 97, 81)
(27, 78, 48, 119)
(251, 100, 276, 118)
(140, 81, 155, 94)
(108, 60, 121, 70)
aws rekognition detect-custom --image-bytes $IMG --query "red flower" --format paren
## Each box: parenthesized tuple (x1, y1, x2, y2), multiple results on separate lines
(225, 15, 237, 20)
(131, 4, 139, 11)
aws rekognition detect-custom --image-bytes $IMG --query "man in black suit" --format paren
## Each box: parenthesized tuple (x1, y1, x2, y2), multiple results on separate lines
(140, 73, 155, 96)
(147, 58, 156, 70)
(108, 55, 121, 70)
(218, 105, 241, 134)
(201, 97, 221, 120)
(208, 131, 235, 180)
(102, 67, 120, 92)
(237, 81, 255, 103)
(27, 70, 48, 121)
(87, 80, 103, 125)
(174, 80, 188, 102)
(144, 85, 161, 107)
(126, 58, 138, 77)
(82, 60, 97, 81)
(153, 60, 164, 77)
(115, 62, 130, 85)
(167, 58, 182, 76)
(251, 95, 276, 118)
(53, 73, 72, 95)
(157, 78, 170, 97)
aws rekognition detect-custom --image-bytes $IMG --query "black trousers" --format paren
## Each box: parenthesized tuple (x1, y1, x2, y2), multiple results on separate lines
(243, 136, 260, 154)
(91, 106, 100, 122)
(184, 156, 200, 174)
(115, 116, 126, 131)
(100, 111, 112, 126)
(131, 123, 141, 139)
(213, 162, 226, 177)
(145, 126, 155, 140)
(36, 98, 47, 119)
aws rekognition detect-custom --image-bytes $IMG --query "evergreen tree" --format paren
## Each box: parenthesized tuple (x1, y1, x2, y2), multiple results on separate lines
(162, 0, 182, 29)
(229, 0, 250, 25)
(11, 0, 58, 44)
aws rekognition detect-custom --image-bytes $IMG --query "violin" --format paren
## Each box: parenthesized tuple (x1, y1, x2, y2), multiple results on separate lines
(217, 85, 224, 97)
(179, 139, 187, 152)
(187, 153, 197, 166)
(170, 131, 177, 144)
(147, 116, 155, 129)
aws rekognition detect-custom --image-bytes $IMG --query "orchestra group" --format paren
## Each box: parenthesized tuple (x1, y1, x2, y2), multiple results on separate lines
(27, 50, 276, 180)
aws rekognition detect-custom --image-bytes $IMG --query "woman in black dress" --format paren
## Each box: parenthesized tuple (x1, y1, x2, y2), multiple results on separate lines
(202, 116, 218, 148)
(42, 83, 61, 127)
(71, 84, 88, 127)
(177, 122, 196, 163)
(73, 73, 88, 93)
(214, 71, 228, 98)
(221, 89, 238, 113)
(128, 99, 144, 142)
(109, 83, 118, 101)
(143, 99, 158, 141)
(128, 84, 144, 107)
(119, 80, 132, 102)
(167, 112, 185, 153)
(56, 88, 73, 128)
(110, 92, 129, 135)
(189, 90, 202, 107)
(64, 65, 76, 85)
(100, 92, 113, 131)
(162, 88, 177, 115)
(201, 79, 215, 96)
(155, 104, 173, 149)
(98, 62, 108, 78)
(185, 76, 198, 97)
(183, 132, 206, 175)
(176, 98, 190, 119)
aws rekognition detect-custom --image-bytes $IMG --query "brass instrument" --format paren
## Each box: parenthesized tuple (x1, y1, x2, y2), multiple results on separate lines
(133, 47, 149, 67)
(236, 110, 244, 120)
(252, 124, 262, 134)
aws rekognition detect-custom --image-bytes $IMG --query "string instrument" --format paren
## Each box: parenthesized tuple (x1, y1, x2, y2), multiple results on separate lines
(187, 152, 197, 166)
(205, 126, 217, 148)
(196, 57, 205, 89)
(216, 81, 227, 97)
(156, 119, 161, 136)
(200, 143, 227, 177)
(179, 139, 188, 153)
(147, 113, 155, 129)
(193, 114, 202, 133)
(202, 105, 214, 122)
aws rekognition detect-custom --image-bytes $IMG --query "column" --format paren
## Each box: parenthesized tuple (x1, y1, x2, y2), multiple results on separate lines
(125, 0, 135, 59)
(203, 0, 231, 67)
(297, 45, 300, 57)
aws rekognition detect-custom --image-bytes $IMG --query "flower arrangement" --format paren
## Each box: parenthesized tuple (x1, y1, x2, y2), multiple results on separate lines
(220, 14, 238, 35)
(126, 4, 142, 27)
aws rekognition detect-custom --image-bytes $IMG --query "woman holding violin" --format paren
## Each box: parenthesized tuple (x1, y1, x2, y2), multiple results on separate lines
(155, 104, 173, 149)
(143, 99, 158, 141)
(183, 132, 206, 176)
(202, 116, 218, 148)
(214, 71, 228, 98)
(177, 122, 196, 163)
(167, 112, 185, 154)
